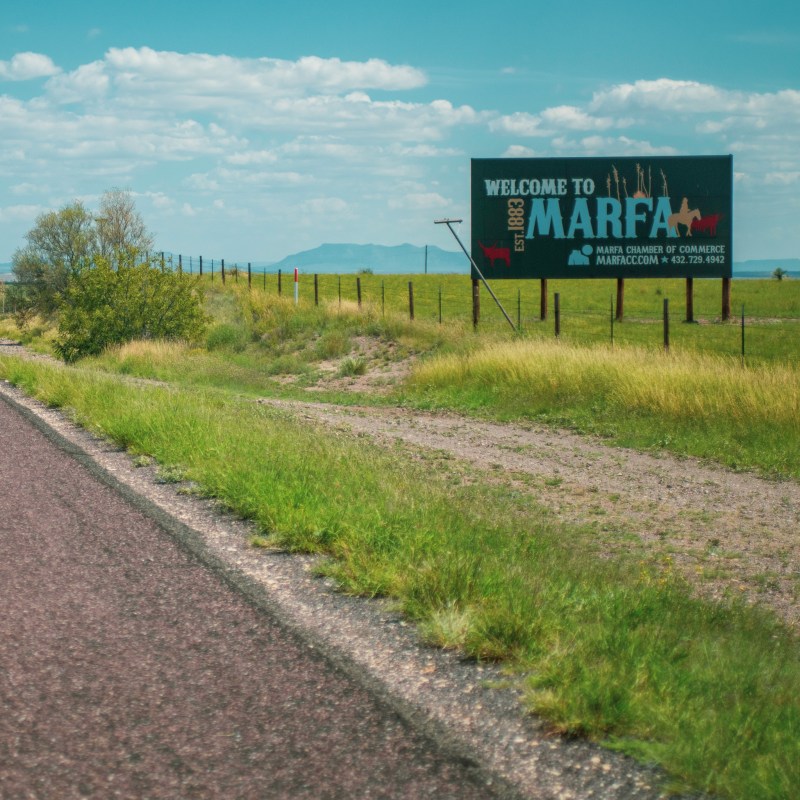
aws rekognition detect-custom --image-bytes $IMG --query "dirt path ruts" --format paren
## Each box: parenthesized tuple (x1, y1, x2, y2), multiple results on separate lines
(259, 398, 800, 627)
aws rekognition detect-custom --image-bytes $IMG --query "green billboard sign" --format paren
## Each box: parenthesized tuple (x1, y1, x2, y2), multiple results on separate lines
(471, 156, 732, 279)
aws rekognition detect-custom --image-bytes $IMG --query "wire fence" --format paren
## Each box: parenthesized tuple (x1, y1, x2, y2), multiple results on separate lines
(2, 251, 798, 364)
(171, 261, 796, 365)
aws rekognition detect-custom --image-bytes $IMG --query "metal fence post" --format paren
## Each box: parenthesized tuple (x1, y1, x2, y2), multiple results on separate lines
(554, 292, 561, 338)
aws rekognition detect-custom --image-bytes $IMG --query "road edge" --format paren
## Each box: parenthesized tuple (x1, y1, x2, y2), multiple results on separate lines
(0, 377, 670, 800)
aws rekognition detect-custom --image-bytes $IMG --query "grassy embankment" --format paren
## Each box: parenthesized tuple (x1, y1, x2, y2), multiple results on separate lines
(1, 277, 799, 799)
(309, 272, 800, 364)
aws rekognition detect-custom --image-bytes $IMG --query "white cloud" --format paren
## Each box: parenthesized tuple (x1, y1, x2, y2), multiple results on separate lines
(589, 78, 800, 123)
(502, 145, 538, 157)
(301, 197, 349, 215)
(47, 47, 426, 108)
(224, 150, 278, 166)
(491, 106, 622, 137)
(552, 135, 679, 157)
(0, 203, 45, 222)
(764, 171, 800, 186)
(10, 182, 42, 196)
(388, 192, 450, 210)
(0, 52, 60, 81)
(148, 192, 174, 209)
(590, 78, 727, 113)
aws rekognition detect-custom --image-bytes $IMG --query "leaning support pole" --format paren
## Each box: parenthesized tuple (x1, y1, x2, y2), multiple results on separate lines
(434, 218, 516, 332)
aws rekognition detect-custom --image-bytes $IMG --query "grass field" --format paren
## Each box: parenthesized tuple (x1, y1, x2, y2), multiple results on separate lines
(1, 274, 799, 799)
(257, 272, 800, 364)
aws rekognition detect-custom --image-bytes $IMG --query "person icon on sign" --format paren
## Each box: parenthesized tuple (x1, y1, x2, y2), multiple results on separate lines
(568, 244, 593, 266)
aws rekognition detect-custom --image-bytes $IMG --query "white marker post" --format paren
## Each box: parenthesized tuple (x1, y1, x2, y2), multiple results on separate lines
(294, 267, 299, 305)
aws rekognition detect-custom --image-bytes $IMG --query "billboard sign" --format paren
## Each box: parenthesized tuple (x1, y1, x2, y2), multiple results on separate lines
(471, 156, 732, 279)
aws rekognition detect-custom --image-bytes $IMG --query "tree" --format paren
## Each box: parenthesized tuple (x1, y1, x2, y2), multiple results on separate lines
(772, 267, 789, 281)
(96, 188, 154, 264)
(11, 201, 96, 314)
(11, 189, 155, 316)
(55, 256, 206, 363)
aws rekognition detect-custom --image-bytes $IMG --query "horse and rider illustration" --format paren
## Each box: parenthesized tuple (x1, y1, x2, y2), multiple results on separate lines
(668, 198, 701, 237)
(667, 198, 722, 238)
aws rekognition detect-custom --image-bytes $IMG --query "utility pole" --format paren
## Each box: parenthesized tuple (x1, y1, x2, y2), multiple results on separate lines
(434, 218, 516, 332)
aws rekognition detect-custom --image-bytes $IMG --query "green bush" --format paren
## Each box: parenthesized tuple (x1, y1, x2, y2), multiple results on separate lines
(55, 258, 206, 362)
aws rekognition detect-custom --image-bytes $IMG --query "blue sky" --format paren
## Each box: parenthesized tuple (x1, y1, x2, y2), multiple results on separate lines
(1, 1, 798, 263)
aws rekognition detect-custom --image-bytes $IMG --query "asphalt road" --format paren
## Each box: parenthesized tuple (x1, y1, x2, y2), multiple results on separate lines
(0, 395, 497, 799)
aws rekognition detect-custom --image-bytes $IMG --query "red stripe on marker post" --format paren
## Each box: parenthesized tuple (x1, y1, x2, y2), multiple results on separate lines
(294, 267, 299, 305)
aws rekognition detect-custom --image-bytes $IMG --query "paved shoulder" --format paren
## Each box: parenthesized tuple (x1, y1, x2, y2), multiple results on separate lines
(0, 395, 495, 799)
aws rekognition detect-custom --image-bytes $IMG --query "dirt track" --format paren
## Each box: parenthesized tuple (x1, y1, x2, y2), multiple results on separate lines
(3, 337, 797, 628)
(259, 397, 800, 627)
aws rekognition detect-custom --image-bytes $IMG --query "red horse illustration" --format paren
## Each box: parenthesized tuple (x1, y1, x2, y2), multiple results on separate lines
(691, 213, 722, 236)
(478, 241, 511, 268)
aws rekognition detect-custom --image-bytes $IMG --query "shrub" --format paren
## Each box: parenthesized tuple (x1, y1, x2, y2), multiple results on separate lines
(772, 267, 789, 281)
(337, 355, 367, 377)
(55, 257, 206, 362)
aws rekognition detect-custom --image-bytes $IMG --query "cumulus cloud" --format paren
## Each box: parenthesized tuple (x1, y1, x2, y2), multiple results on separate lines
(28, 47, 481, 166)
(46, 47, 426, 108)
(491, 106, 625, 138)
(491, 77, 800, 185)
(502, 145, 538, 157)
(0, 204, 45, 222)
(388, 192, 450, 210)
(0, 52, 60, 81)
(551, 135, 678, 157)
(589, 78, 800, 122)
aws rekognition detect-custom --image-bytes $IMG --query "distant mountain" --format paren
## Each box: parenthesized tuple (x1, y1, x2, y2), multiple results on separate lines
(269, 246, 798, 278)
(269, 243, 466, 275)
(2, 253, 795, 280)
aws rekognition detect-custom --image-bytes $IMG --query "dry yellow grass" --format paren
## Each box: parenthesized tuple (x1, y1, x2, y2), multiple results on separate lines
(410, 339, 800, 430)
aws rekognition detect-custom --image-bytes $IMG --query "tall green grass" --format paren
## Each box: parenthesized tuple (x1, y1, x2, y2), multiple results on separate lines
(404, 340, 800, 478)
(1, 354, 798, 799)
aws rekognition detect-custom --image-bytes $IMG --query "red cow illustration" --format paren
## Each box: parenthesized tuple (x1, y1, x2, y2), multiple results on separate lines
(478, 241, 511, 268)
(691, 214, 722, 236)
